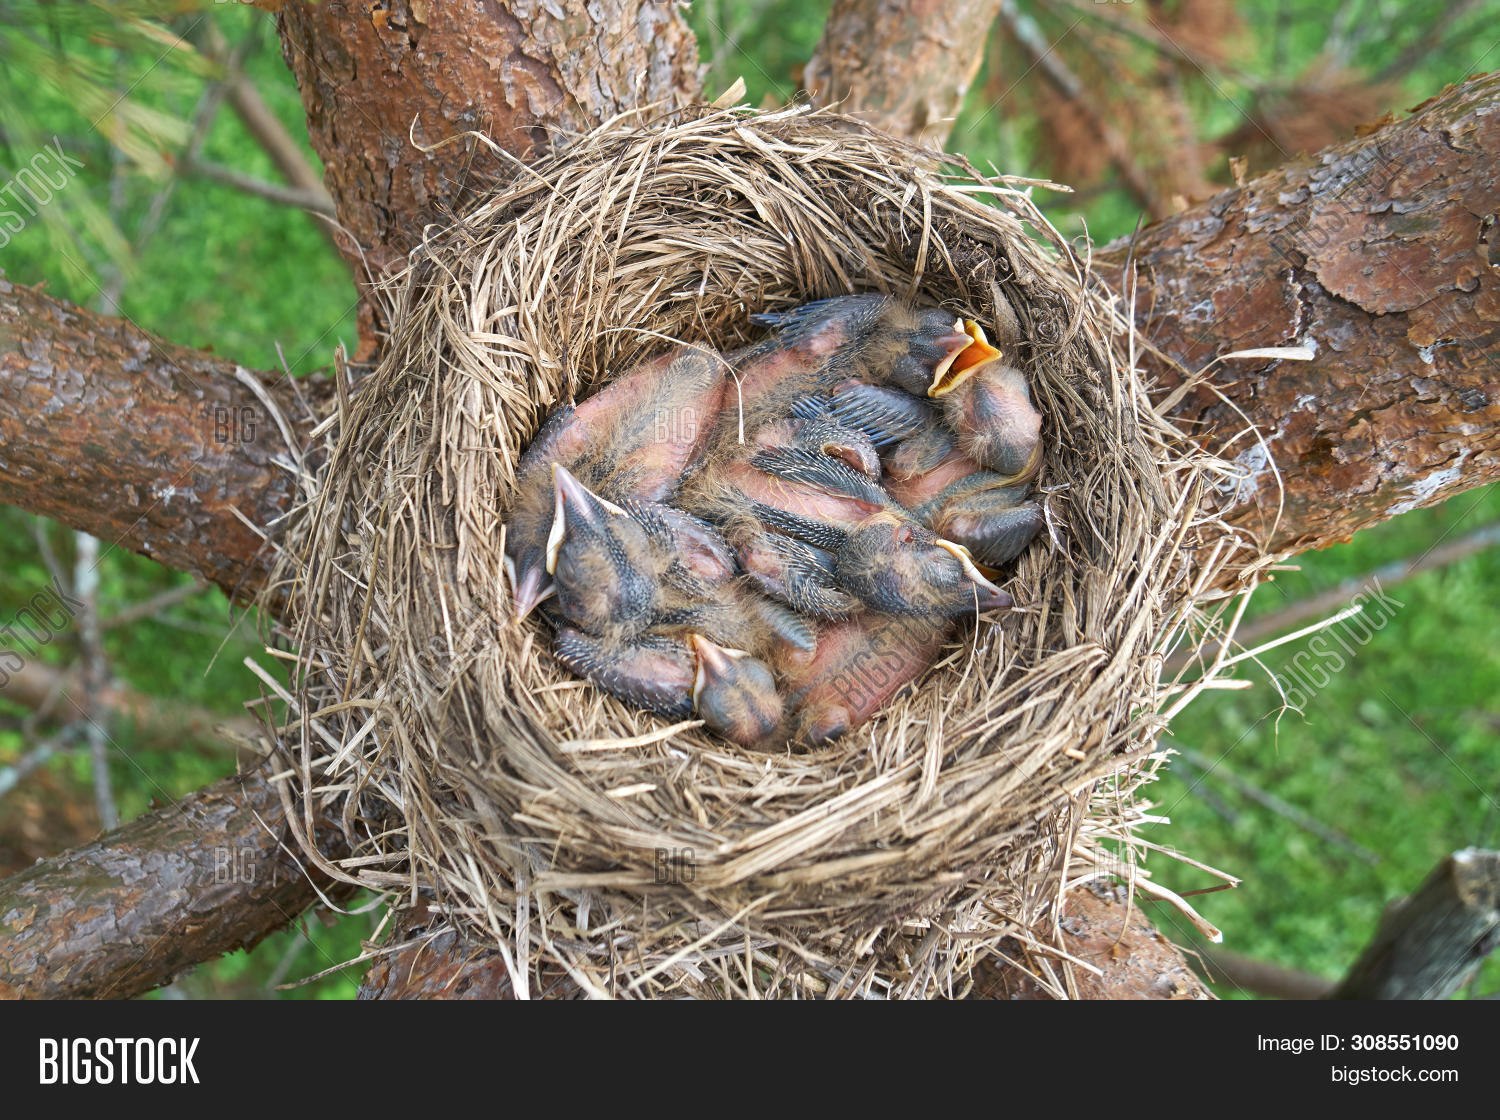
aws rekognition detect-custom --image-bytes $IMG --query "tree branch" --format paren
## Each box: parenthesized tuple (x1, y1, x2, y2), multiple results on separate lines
(0, 768, 347, 1000)
(1331, 849, 1500, 1000)
(1190, 945, 1334, 999)
(3, 50, 1498, 999)
(1099, 73, 1500, 557)
(0, 278, 326, 601)
(805, 0, 1001, 148)
(995, 0, 1166, 217)
(181, 156, 336, 215)
(0, 655, 257, 760)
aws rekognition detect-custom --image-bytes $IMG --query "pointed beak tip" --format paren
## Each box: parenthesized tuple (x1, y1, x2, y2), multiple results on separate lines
(511, 568, 553, 620)
(552, 464, 626, 516)
(550, 462, 586, 504)
(977, 586, 1014, 612)
(936, 538, 1013, 610)
(690, 632, 733, 676)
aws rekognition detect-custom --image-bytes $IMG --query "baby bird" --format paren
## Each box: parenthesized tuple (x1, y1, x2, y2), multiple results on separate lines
(546, 465, 687, 638)
(884, 425, 1043, 569)
(780, 612, 952, 745)
(544, 467, 794, 746)
(682, 418, 1009, 619)
(688, 634, 784, 747)
(547, 464, 811, 650)
(927, 321, 1043, 484)
(835, 511, 1013, 618)
(679, 415, 884, 617)
(747, 294, 978, 397)
(505, 343, 728, 619)
(552, 628, 783, 747)
(554, 627, 697, 719)
(817, 382, 1043, 569)
(712, 294, 975, 438)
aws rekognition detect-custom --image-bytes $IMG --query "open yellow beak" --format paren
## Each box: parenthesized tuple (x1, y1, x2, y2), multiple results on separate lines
(929, 319, 1003, 398)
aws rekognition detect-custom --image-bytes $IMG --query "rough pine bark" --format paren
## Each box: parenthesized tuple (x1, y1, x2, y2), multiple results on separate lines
(0, 278, 324, 601)
(1102, 74, 1500, 556)
(804, 0, 1002, 147)
(275, 0, 702, 349)
(0, 769, 347, 1000)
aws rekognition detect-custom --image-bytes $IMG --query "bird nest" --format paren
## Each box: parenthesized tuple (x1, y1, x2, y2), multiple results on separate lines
(267, 105, 1251, 998)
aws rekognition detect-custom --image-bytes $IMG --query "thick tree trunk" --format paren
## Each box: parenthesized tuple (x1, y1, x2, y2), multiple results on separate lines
(0, 768, 347, 1000)
(275, 0, 701, 349)
(1100, 74, 1500, 556)
(804, 0, 1002, 148)
(0, 278, 323, 601)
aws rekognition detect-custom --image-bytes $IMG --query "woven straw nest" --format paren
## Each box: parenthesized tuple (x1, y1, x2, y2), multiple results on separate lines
(267, 104, 1252, 998)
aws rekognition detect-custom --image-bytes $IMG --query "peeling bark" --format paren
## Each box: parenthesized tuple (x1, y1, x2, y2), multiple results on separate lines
(0, 278, 324, 601)
(967, 885, 1211, 1000)
(0, 768, 347, 1000)
(804, 0, 1001, 148)
(275, 0, 701, 350)
(1101, 74, 1500, 557)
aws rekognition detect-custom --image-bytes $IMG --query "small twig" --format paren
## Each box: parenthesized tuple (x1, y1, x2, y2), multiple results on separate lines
(1180, 766, 1241, 826)
(263, 921, 310, 994)
(102, 579, 209, 631)
(1173, 744, 1381, 865)
(98, 117, 130, 311)
(181, 158, 336, 215)
(30, 518, 68, 594)
(138, 66, 237, 251)
(1373, 0, 1483, 84)
(0, 730, 75, 800)
(1233, 521, 1500, 656)
(73, 533, 118, 830)
(1166, 520, 1500, 675)
(997, 0, 1166, 218)
(200, 22, 342, 254)
(208, 29, 325, 196)
(0, 656, 253, 756)
(1189, 944, 1334, 999)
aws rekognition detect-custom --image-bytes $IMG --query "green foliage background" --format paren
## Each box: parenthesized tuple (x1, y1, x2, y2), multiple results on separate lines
(0, 0, 1495, 998)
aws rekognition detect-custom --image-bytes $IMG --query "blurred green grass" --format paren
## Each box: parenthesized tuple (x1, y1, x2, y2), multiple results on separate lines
(1, 0, 1495, 998)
